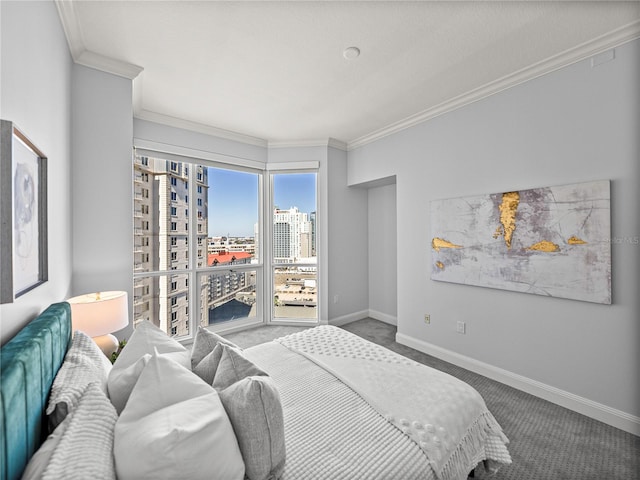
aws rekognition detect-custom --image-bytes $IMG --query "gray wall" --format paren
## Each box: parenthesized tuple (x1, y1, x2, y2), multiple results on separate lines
(368, 183, 397, 323)
(134, 118, 267, 164)
(348, 39, 640, 431)
(71, 64, 134, 321)
(0, 0, 73, 343)
(325, 146, 369, 322)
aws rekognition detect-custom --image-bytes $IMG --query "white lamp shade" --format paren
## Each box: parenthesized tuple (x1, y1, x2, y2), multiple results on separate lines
(68, 291, 129, 337)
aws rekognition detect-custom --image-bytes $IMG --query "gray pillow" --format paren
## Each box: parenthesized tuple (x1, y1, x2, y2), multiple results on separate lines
(190, 326, 240, 370)
(219, 376, 286, 480)
(193, 343, 225, 385)
(212, 344, 267, 391)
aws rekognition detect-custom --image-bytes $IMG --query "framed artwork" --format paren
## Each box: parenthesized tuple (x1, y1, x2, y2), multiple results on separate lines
(1, 120, 48, 303)
(430, 180, 611, 304)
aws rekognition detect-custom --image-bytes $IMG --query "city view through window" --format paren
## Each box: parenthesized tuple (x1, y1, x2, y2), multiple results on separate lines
(133, 154, 317, 337)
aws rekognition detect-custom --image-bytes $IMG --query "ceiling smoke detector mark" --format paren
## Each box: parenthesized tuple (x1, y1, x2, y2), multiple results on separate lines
(343, 46, 360, 60)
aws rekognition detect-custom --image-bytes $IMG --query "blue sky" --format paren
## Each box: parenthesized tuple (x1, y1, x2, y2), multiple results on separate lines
(208, 169, 316, 237)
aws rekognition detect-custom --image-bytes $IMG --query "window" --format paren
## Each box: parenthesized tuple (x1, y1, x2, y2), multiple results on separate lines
(271, 172, 317, 322)
(133, 149, 319, 339)
(133, 151, 264, 338)
(200, 167, 260, 327)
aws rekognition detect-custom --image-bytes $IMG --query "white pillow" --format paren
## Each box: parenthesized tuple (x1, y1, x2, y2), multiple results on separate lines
(108, 321, 190, 411)
(46, 331, 112, 429)
(114, 353, 245, 480)
(107, 354, 151, 414)
(112, 320, 190, 369)
(37, 382, 117, 480)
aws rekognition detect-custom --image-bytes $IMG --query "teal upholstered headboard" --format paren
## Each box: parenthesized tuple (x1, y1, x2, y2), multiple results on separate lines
(0, 302, 72, 480)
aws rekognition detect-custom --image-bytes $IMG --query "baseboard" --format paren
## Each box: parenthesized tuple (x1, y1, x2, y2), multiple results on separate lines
(368, 309, 397, 326)
(329, 310, 369, 327)
(396, 332, 640, 437)
(329, 309, 397, 327)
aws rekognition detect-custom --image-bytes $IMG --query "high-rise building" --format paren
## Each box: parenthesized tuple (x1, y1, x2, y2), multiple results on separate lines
(133, 155, 209, 336)
(273, 207, 312, 262)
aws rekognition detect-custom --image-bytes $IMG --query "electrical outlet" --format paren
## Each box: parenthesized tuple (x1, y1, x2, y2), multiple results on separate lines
(333, 295, 339, 304)
(456, 321, 466, 334)
(424, 314, 430, 324)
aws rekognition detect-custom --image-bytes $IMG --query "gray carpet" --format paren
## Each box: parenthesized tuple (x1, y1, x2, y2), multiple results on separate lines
(225, 318, 640, 480)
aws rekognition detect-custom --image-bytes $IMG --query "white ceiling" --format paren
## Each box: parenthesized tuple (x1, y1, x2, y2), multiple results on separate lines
(56, 1, 640, 149)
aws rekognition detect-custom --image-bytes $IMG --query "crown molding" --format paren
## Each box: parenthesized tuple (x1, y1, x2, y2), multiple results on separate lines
(134, 109, 269, 148)
(55, 1, 639, 154)
(75, 50, 143, 80)
(55, 0, 143, 79)
(268, 138, 348, 151)
(327, 138, 349, 151)
(55, 0, 84, 59)
(347, 20, 640, 151)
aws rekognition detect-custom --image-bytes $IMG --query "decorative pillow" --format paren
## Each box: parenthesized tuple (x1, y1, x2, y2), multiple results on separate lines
(46, 331, 112, 430)
(219, 376, 286, 480)
(212, 343, 267, 391)
(114, 352, 245, 480)
(191, 326, 240, 370)
(33, 382, 117, 480)
(107, 321, 190, 411)
(112, 320, 190, 370)
(107, 353, 151, 414)
(192, 342, 225, 384)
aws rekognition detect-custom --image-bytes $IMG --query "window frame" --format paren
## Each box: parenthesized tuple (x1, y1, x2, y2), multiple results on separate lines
(267, 168, 319, 325)
(133, 143, 321, 342)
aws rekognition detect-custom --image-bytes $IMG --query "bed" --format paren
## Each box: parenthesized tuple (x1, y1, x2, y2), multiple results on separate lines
(1, 302, 511, 480)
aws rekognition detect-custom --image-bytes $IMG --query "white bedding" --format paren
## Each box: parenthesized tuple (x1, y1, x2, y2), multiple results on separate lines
(245, 342, 435, 480)
(245, 326, 511, 480)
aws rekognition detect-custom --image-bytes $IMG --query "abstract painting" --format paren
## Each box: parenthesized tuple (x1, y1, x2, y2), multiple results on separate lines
(430, 180, 611, 304)
(0, 120, 48, 303)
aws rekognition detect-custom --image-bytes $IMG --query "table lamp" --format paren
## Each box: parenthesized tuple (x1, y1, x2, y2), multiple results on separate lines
(67, 291, 129, 356)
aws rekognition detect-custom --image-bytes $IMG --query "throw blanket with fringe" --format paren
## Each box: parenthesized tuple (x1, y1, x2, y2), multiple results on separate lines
(245, 342, 436, 480)
(276, 326, 511, 480)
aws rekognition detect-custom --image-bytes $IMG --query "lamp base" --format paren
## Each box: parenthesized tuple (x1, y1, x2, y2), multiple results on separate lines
(92, 333, 119, 358)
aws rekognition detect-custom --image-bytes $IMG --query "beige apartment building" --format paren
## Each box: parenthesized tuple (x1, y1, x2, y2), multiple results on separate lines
(133, 155, 209, 336)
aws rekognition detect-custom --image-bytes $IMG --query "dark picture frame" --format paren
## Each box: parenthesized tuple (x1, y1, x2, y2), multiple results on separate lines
(0, 120, 48, 303)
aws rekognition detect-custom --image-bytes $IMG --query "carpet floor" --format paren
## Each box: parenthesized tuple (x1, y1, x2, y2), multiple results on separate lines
(225, 318, 640, 480)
